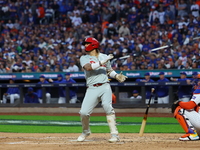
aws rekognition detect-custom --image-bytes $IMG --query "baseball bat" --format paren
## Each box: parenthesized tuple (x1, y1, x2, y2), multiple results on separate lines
(110, 55, 130, 65)
(139, 94, 153, 137)
(150, 36, 200, 52)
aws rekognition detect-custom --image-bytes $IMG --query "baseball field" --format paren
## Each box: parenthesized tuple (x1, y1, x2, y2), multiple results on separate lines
(0, 112, 200, 150)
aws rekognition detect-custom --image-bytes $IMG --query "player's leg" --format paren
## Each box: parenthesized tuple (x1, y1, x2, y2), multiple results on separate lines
(77, 87, 99, 142)
(179, 97, 190, 102)
(183, 109, 200, 137)
(100, 83, 119, 142)
(69, 95, 77, 103)
(46, 93, 51, 103)
(157, 97, 162, 104)
(146, 97, 154, 104)
(58, 97, 66, 103)
(163, 95, 169, 104)
(3, 95, 8, 104)
(13, 94, 20, 103)
(39, 99, 43, 103)
(174, 106, 199, 141)
(10, 94, 15, 104)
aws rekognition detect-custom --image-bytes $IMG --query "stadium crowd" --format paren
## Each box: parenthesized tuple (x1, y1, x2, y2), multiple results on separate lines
(0, 0, 200, 73)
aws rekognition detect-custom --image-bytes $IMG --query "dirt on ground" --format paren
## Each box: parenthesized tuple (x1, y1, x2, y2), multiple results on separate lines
(1, 133, 200, 150)
(1, 112, 199, 150)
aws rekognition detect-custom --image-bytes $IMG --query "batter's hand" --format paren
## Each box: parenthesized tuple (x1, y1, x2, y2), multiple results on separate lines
(100, 54, 114, 65)
(116, 71, 128, 83)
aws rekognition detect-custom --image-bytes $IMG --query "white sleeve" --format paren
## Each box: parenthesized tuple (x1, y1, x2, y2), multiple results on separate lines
(191, 94, 200, 105)
(80, 56, 89, 68)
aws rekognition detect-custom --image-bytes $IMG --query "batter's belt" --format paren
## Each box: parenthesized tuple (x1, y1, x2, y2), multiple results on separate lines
(93, 82, 109, 87)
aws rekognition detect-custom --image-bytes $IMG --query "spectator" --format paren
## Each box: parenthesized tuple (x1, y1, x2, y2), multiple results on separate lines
(71, 13, 82, 27)
(64, 73, 78, 104)
(106, 23, 117, 39)
(156, 72, 169, 104)
(148, 5, 159, 24)
(191, 0, 199, 18)
(177, 0, 188, 18)
(44, 5, 54, 24)
(2, 79, 19, 104)
(36, 75, 51, 103)
(0, 0, 199, 73)
(36, 4, 45, 24)
(24, 87, 40, 103)
(67, 61, 79, 72)
(0, 64, 6, 73)
(118, 22, 130, 37)
(130, 90, 142, 100)
(178, 50, 187, 66)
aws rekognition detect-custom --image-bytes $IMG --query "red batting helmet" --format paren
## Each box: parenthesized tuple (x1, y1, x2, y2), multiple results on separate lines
(82, 37, 99, 52)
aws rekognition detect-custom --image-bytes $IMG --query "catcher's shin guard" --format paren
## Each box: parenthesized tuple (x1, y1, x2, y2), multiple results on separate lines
(174, 106, 195, 134)
(106, 114, 118, 135)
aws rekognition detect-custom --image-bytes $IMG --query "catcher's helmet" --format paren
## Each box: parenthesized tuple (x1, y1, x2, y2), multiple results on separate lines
(82, 37, 99, 52)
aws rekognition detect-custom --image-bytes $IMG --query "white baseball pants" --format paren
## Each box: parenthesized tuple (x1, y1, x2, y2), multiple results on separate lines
(39, 93, 51, 103)
(3, 94, 20, 104)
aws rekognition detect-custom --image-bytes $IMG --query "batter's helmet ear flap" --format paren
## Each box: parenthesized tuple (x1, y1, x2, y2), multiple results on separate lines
(82, 37, 100, 52)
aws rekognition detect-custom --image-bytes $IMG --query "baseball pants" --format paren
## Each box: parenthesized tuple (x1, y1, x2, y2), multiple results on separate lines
(181, 109, 200, 136)
(79, 83, 115, 134)
(39, 93, 51, 103)
(179, 97, 190, 102)
(158, 95, 169, 104)
(3, 94, 20, 104)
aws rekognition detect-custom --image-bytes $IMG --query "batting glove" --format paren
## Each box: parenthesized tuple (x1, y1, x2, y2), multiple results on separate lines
(116, 71, 128, 83)
(100, 54, 114, 65)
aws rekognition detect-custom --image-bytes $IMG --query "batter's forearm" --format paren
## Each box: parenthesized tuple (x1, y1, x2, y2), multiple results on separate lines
(83, 62, 101, 71)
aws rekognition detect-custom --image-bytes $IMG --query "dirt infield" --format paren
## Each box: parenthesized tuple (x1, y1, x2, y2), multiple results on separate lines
(1, 133, 200, 150)
(1, 112, 198, 150)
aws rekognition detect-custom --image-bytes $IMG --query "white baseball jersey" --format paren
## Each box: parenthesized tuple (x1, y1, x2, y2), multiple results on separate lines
(80, 53, 111, 86)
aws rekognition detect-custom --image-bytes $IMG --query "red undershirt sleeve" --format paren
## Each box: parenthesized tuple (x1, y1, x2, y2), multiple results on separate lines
(179, 101, 197, 109)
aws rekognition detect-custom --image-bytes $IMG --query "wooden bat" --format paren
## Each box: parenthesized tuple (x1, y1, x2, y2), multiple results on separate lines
(139, 94, 153, 137)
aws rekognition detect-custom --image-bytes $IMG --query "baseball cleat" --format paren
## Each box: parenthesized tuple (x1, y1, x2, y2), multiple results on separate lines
(179, 132, 199, 141)
(108, 135, 120, 143)
(77, 133, 90, 142)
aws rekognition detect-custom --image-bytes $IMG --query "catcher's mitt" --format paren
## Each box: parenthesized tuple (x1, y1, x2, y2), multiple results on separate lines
(116, 72, 128, 83)
(171, 100, 180, 113)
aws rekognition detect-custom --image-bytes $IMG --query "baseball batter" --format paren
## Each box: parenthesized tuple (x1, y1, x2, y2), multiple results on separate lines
(77, 37, 127, 142)
(172, 74, 200, 141)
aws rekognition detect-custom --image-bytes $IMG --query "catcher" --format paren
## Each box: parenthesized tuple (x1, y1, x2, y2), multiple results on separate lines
(172, 74, 200, 141)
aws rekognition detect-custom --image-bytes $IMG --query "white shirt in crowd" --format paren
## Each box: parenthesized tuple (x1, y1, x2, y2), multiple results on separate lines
(191, 4, 199, 17)
(158, 11, 165, 24)
(179, 56, 187, 67)
(68, 65, 79, 72)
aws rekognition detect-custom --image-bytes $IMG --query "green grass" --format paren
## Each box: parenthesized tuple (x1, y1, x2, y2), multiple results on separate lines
(0, 115, 184, 133)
